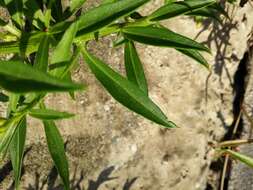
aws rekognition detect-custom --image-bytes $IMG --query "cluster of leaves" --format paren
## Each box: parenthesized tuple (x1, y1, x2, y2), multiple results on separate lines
(0, 0, 226, 189)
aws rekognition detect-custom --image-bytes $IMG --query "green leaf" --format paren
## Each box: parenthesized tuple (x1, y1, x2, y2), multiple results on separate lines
(43, 118, 70, 190)
(0, 92, 9, 102)
(0, 32, 44, 55)
(0, 18, 7, 26)
(0, 115, 23, 159)
(76, 0, 150, 36)
(51, 0, 63, 22)
(9, 117, 27, 189)
(23, 0, 46, 30)
(224, 149, 253, 168)
(0, 61, 84, 93)
(51, 22, 79, 77)
(124, 40, 148, 94)
(123, 26, 210, 52)
(7, 93, 20, 115)
(149, 0, 215, 21)
(177, 49, 209, 69)
(70, 0, 86, 12)
(210, 3, 229, 18)
(101, 0, 118, 5)
(186, 7, 221, 23)
(29, 109, 74, 120)
(34, 35, 50, 72)
(4, 0, 24, 28)
(81, 46, 176, 128)
(64, 71, 76, 100)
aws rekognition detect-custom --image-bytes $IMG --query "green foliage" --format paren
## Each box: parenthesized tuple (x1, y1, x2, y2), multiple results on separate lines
(222, 149, 253, 168)
(0, 0, 223, 189)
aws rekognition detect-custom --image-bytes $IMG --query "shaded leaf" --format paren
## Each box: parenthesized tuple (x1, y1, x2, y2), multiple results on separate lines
(177, 49, 209, 68)
(0, 61, 84, 93)
(123, 26, 210, 52)
(149, 0, 215, 21)
(23, 0, 46, 30)
(0, 18, 7, 26)
(43, 118, 70, 190)
(124, 40, 148, 94)
(4, 0, 24, 28)
(9, 117, 27, 189)
(0, 115, 23, 159)
(51, 0, 63, 22)
(0, 92, 9, 102)
(29, 109, 74, 120)
(81, 46, 176, 128)
(187, 7, 221, 23)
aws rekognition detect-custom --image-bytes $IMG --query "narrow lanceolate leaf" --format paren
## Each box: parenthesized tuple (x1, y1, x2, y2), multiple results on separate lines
(177, 49, 209, 69)
(7, 93, 20, 116)
(29, 109, 74, 120)
(149, 0, 215, 21)
(124, 41, 148, 94)
(43, 120, 70, 190)
(51, 22, 78, 77)
(76, 0, 150, 36)
(123, 26, 210, 52)
(34, 35, 50, 72)
(0, 115, 23, 159)
(9, 117, 27, 189)
(0, 32, 44, 55)
(186, 8, 221, 23)
(224, 149, 253, 168)
(81, 47, 176, 128)
(0, 61, 84, 93)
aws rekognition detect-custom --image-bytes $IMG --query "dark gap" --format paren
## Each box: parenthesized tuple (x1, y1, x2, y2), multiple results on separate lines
(206, 47, 249, 190)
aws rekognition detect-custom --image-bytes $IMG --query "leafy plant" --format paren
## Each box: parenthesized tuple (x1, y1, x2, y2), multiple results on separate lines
(0, 0, 222, 189)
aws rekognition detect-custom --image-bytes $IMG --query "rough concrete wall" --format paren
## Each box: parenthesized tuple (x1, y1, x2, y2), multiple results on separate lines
(1, 1, 253, 190)
(228, 29, 253, 190)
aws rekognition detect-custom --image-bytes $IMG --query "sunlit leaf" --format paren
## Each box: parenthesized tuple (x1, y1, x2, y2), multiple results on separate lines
(51, 22, 78, 77)
(149, 0, 215, 21)
(70, 0, 86, 12)
(123, 26, 210, 52)
(29, 109, 74, 120)
(9, 117, 27, 189)
(0, 32, 44, 55)
(124, 40, 148, 94)
(81, 46, 176, 128)
(34, 35, 50, 72)
(76, 0, 150, 36)
(0, 61, 84, 93)
(224, 149, 253, 168)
